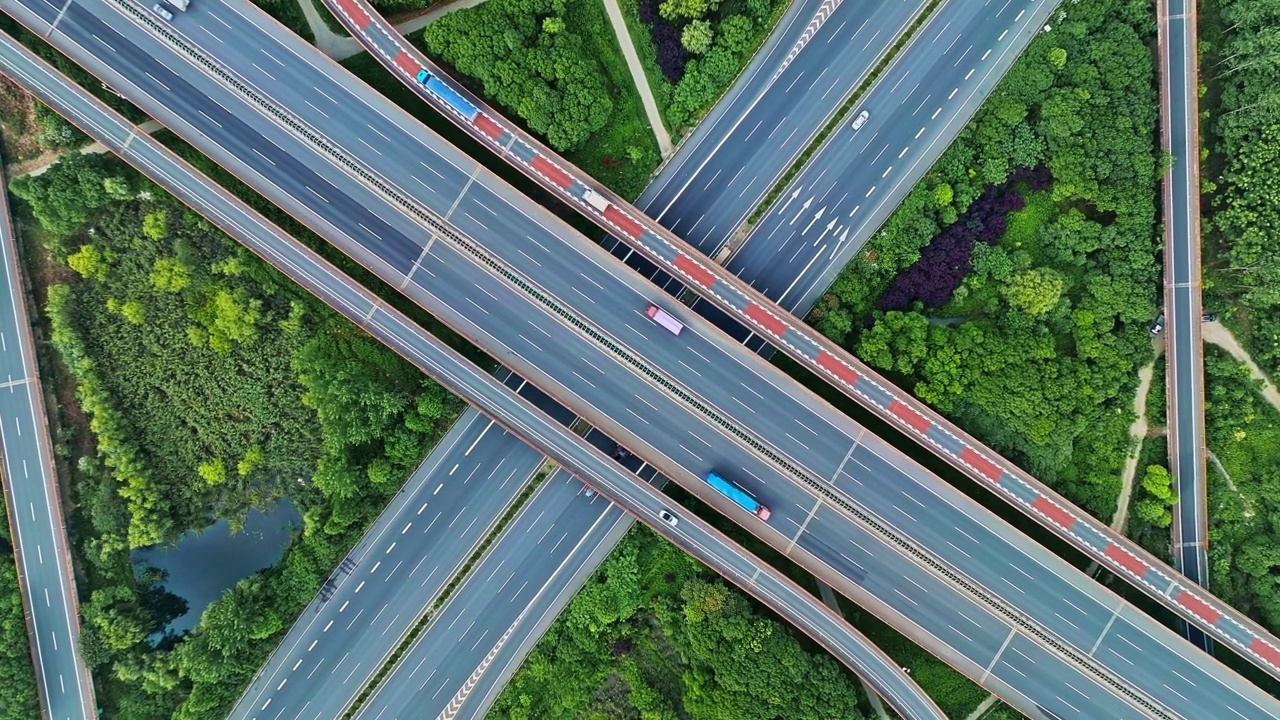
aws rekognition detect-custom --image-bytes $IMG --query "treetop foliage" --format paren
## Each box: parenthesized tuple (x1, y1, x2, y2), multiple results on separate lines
(423, 0, 612, 151)
(812, 0, 1160, 517)
(491, 527, 869, 720)
(11, 144, 460, 716)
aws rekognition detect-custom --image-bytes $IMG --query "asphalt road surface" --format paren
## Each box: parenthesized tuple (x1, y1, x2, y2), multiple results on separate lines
(129, 0, 1277, 687)
(727, 0, 1059, 315)
(0, 30, 943, 720)
(0, 111, 94, 720)
(318, 0, 1064, 717)
(638, 0, 930, 252)
(229, 378, 564, 720)
(13, 0, 1279, 717)
(1158, 0, 1210, 652)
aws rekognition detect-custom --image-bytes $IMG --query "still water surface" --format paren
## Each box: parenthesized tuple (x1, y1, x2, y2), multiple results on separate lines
(133, 500, 301, 635)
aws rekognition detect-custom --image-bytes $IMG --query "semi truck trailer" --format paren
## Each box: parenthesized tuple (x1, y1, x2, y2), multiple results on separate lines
(705, 472, 771, 521)
(646, 304, 683, 335)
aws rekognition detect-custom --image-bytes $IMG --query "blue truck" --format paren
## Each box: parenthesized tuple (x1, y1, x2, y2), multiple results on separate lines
(705, 471, 771, 521)
(416, 70, 478, 121)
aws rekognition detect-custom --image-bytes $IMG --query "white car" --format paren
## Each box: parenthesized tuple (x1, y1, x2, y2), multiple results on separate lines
(152, 2, 174, 20)
(851, 110, 870, 131)
(658, 509, 678, 527)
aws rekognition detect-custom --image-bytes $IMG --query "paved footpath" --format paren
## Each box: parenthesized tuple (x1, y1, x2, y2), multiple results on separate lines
(599, 0, 673, 156)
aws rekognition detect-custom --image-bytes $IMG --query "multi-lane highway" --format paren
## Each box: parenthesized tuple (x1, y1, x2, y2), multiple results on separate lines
(625, 0, 930, 253)
(24, 2, 1280, 717)
(1158, 0, 1210, 652)
(327, 0, 1280, 685)
(265, 0, 962, 714)
(31, 0, 1280, 715)
(726, 0, 1055, 313)
(230, 379, 562, 719)
(0, 130, 94, 717)
(347, 1, 1072, 715)
(292, 0, 962, 715)
(0, 31, 944, 720)
(321, 0, 1280, 677)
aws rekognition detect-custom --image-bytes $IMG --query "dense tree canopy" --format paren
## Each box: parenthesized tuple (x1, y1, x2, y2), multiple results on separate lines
(12, 146, 461, 717)
(1204, 0, 1280, 373)
(423, 0, 612, 150)
(1196, 350, 1280, 632)
(813, 0, 1159, 517)
(491, 528, 868, 720)
(0, 554, 39, 719)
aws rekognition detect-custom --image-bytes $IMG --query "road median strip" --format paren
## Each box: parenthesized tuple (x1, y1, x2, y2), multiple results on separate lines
(746, 0, 944, 226)
(341, 464, 554, 719)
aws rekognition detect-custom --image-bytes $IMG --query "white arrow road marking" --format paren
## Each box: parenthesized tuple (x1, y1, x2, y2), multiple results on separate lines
(773, 0, 847, 81)
(802, 206, 826, 234)
(815, 218, 837, 244)
(436, 610, 526, 720)
(790, 197, 814, 225)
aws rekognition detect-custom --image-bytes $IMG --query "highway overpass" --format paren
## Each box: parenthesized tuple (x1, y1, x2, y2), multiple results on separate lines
(1158, 0, 1211, 652)
(322, 0, 1280, 675)
(233, 0, 955, 714)
(24, 0, 1280, 712)
(0, 25, 945, 720)
(290, 0, 1068, 716)
(15, 2, 1279, 717)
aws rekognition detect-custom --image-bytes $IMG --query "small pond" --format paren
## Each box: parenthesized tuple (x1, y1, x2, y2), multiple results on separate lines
(132, 499, 302, 637)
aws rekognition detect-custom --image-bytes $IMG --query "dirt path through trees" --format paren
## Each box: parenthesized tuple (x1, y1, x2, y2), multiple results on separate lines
(1113, 359, 1156, 531)
(1203, 321, 1280, 413)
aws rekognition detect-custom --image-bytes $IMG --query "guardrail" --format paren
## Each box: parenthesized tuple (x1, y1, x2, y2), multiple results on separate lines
(100, 3, 1172, 713)
(322, 0, 1280, 681)
(0, 23, 943, 720)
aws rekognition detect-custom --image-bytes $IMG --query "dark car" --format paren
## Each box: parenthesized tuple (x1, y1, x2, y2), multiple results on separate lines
(1202, 312, 1219, 323)
(611, 445, 631, 462)
(1150, 311, 1165, 335)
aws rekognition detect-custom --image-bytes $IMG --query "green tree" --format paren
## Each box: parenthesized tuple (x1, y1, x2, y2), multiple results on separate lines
(858, 311, 930, 375)
(84, 586, 149, 651)
(423, 0, 612, 151)
(198, 459, 227, 486)
(149, 257, 190, 292)
(116, 299, 145, 325)
(659, 0, 718, 21)
(681, 20, 714, 55)
(0, 557, 39, 719)
(142, 210, 168, 241)
(237, 446, 263, 477)
(67, 244, 110, 281)
(9, 138, 129, 234)
(934, 182, 954, 207)
(1002, 267, 1065, 316)
(192, 288, 262, 353)
(718, 14, 755, 54)
(1132, 464, 1177, 528)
